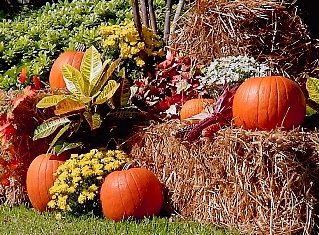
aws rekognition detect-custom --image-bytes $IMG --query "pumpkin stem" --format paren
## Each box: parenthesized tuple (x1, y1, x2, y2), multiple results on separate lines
(122, 161, 134, 170)
(75, 43, 86, 52)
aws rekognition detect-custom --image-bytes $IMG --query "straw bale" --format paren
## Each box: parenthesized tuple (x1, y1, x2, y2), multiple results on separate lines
(169, 0, 319, 80)
(129, 121, 319, 234)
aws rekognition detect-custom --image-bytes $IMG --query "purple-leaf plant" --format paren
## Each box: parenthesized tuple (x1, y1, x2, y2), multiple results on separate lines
(174, 84, 237, 141)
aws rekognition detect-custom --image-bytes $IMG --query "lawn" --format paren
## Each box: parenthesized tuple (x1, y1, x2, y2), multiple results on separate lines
(0, 204, 239, 235)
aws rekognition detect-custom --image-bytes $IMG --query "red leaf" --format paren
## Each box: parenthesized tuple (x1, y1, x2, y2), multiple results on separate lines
(7, 158, 19, 170)
(0, 122, 16, 144)
(0, 178, 10, 187)
(9, 86, 36, 120)
(0, 170, 10, 187)
(32, 75, 41, 90)
(19, 67, 27, 84)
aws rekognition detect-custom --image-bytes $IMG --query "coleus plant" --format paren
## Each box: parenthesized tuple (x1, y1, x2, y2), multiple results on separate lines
(0, 86, 54, 188)
(174, 84, 237, 141)
(129, 50, 206, 119)
(33, 45, 133, 154)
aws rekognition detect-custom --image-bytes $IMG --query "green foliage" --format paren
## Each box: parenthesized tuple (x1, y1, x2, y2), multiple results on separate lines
(33, 46, 124, 150)
(0, 0, 168, 91)
(0, 0, 133, 91)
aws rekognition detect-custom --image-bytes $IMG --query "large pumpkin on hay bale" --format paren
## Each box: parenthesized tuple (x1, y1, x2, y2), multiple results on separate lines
(232, 76, 306, 131)
(100, 167, 163, 222)
(180, 98, 215, 124)
(26, 154, 67, 212)
(49, 50, 84, 89)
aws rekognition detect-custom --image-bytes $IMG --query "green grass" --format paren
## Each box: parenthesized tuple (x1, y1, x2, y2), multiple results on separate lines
(0, 204, 239, 235)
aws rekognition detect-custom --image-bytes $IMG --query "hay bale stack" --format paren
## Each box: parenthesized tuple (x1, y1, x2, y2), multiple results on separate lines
(130, 121, 319, 234)
(169, 0, 319, 80)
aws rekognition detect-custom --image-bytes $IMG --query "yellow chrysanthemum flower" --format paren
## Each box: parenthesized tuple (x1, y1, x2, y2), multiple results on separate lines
(135, 57, 145, 67)
(48, 149, 130, 217)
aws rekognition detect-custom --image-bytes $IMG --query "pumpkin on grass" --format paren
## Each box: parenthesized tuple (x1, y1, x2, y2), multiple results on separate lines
(180, 98, 215, 124)
(232, 76, 306, 131)
(100, 166, 163, 222)
(49, 51, 84, 89)
(26, 153, 67, 212)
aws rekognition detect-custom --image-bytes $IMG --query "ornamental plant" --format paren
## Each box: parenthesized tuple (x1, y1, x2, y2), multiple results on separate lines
(48, 148, 130, 217)
(200, 55, 270, 96)
(129, 50, 206, 120)
(0, 87, 54, 190)
(0, 0, 134, 90)
(98, 21, 164, 82)
(33, 45, 131, 154)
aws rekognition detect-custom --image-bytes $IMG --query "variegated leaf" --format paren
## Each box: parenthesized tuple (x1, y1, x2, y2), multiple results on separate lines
(48, 123, 71, 152)
(54, 142, 83, 155)
(306, 76, 319, 104)
(90, 58, 121, 96)
(83, 111, 102, 130)
(114, 76, 131, 107)
(54, 98, 86, 116)
(88, 59, 110, 96)
(36, 95, 68, 108)
(108, 107, 143, 119)
(80, 46, 102, 89)
(62, 64, 87, 96)
(94, 80, 120, 105)
(33, 117, 71, 140)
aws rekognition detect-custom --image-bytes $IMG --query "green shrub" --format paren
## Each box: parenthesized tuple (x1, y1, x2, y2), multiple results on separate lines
(0, 0, 133, 91)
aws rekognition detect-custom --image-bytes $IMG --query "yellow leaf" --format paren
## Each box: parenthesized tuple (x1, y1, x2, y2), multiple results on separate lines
(54, 98, 86, 116)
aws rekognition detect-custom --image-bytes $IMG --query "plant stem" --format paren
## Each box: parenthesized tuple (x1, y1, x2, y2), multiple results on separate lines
(140, 0, 149, 27)
(131, 0, 143, 39)
(164, 0, 172, 45)
(169, 0, 185, 44)
(148, 0, 157, 33)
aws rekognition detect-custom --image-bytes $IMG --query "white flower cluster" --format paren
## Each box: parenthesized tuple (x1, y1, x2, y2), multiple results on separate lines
(200, 55, 270, 86)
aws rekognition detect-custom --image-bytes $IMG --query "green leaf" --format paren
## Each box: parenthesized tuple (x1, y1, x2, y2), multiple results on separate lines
(48, 123, 71, 153)
(33, 117, 71, 140)
(93, 80, 120, 105)
(116, 77, 131, 107)
(83, 111, 102, 130)
(88, 59, 110, 96)
(90, 58, 121, 96)
(62, 64, 87, 96)
(306, 76, 319, 104)
(54, 142, 83, 155)
(36, 95, 68, 108)
(80, 45, 102, 83)
(54, 98, 86, 116)
(306, 106, 318, 116)
(108, 107, 143, 119)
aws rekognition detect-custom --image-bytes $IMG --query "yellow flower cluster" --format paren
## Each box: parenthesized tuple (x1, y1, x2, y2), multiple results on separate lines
(99, 22, 164, 67)
(48, 149, 130, 217)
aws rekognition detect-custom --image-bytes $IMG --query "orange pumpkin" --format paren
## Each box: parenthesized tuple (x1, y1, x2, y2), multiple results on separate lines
(26, 154, 67, 212)
(180, 98, 215, 124)
(100, 167, 163, 222)
(232, 76, 306, 131)
(49, 51, 84, 89)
